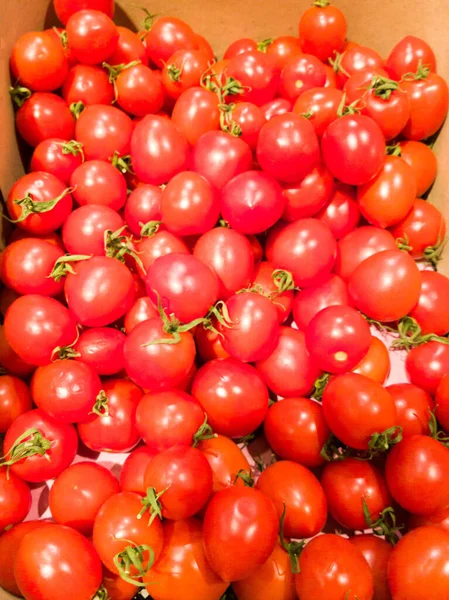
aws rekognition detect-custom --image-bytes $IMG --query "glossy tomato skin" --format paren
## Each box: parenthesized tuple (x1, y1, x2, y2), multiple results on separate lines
(318, 183, 361, 239)
(266, 35, 302, 70)
(92, 491, 163, 575)
(293, 274, 348, 331)
(388, 526, 449, 600)
(224, 37, 257, 58)
(322, 373, 397, 451)
(124, 184, 162, 236)
(349, 535, 392, 600)
(321, 114, 385, 185)
(54, 0, 114, 24)
(226, 52, 280, 106)
(143, 518, 228, 600)
(115, 64, 164, 116)
(62, 64, 114, 106)
(30, 138, 83, 184)
(252, 261, 294, 323)
(409, 271, 449, 335)
(0, 468, 31, 532)
(192, 358, 268, 438)
(124, 317, 196, 392)
(359, 86, 410, 141)
(203, 486, 278, 582)
(257, 113, 320, 183)
(436, 373, 449, 432)
(171, 87, 220, 145)
(108, 25, 147, 64)
(387, 383, 433, 438)
(161, 49, 209, 100)
(197, 435, 251, 493)
(257, 460, 327, 538)
(0, 326, 34, 378)
(120, 445, 158, 495)
(3, 409, 77, 482)
(261, 97, 293, 120)
(336, 45, 385, 87)
(0, 375, 32, 433)
(62, 204, 124, 256)
(348, 249, 422, 322)
(136, 230, 190, 274)
(16, 93, 75, 147)
(131, 115, 189, 185)
(70, 160, 127, 211)
(353, 336, 391, 384)
(143, 16, 197, 68)
(193, 227, 254, 299)
(74, 327, 126, 375)
(124, 296, 159, 334)
(293, 87, 344, 137)
(279, 54, 326, 102)
(401, 73, 449, 140)
(231, 101, 266, 149)
(282, 164, 335, 221)
(14, 524, 103, 600)
(78, 378, 142, 453)
(398, 140, 437, 196)
(49, 462, 120, 535)
(321, 458, 392, 530)
(406, 342, 449, 396)
(4, 295, 78, 366)
(295, 534, 374, 600)
(386, 35, 437, 80)
(256, 327, 321, 398)
(299, 3, 347, 61)
(66, 9, 118, 65)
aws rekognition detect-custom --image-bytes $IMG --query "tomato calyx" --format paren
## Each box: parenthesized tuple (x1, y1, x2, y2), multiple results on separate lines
(272, 269, 297, 294)
(9, 84, 32, 108)
(167, 62, 184, 82)
(279, 502, 305, 574)
(395, 233, 413, 253)
(320, 433, 352, 462)
(368, 75, 401, 101)
(0, 428, 51, 471)
(313, 0, 331, 7)
(218, 103, 242, 137)
(103, 60, 141, 83)
(233, 468, 255, 487)
(139, 220, 162, 237)
(92, 584, 110, 600)
(386, 143, 402, 156)
(422, 237, 448, 270)
(257, 38, 273, 53)
(110, 151, 134, 174)
(112, 539, 155, 587)
(138, 7, 158, 33)
(329, 52, 349, 76)
(192, 414, 217, 447)
(6, 187, 74, 224)
(310, 372, 330, 402)
(51, 329, 81, 361)
(220, 588, 238, 600)
(49, 253, 92, 282)
(90, 390, 110, 417)
(401, 63, 431, 82)
(391, 316, 449, 350)
(362, 498, 402, 545)
(234, 431, 257, 448)
(336, 93, 361, 117)
(52, 26, 69, 49)
(104, 226, 146, 273)
(61, 140, 85, 160)
(428, 410, 449, 448)
(70, 101, 85, 119)
(137, 485, 170, 525)
(253, 452, 276, 473)
(368, 426, 403, 456)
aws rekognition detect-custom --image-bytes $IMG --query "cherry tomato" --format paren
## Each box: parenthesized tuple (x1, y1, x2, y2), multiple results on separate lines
(230, 102, 266, 149)
(293, 87, 344, 137)
(387, 382, 433, 438)
(386, 35, 437, 80)
(252, 261, 294, 323)
(197, 434, 251, 493)
(353, 336, 391, 384)
(54, 0, 114, 25)
(282, 163, 335, 221)
(30, 138, 83, 184)
(261, 97, 293, 120)
(203, 486, 278, 581)
(16, 92, 75, 147)
(298, 2, 347, 61)
(409, 505, 449, 533)
(124, 184, 162, 236)
(401, 71, 449, 140)
(318, 182, 360, 238)
(74, 327, 126, 375)
(0, 467, 31, 532)
(144, 16, 197, 68)
(124, 296, 158, 334)
(334, 45, 384, 88)
(266, 35, 303, 70)
(408, 271, 449, 336)
(171, 87, 220, 145)
(349, 534, 392, 600)
(226, 51, 280, 106)
(343, 66, 390, 101)
(70, 159, 127, 211)
(293, 274, 348, 331)
(406, 341, 449, 396)
(279, 54, 326, 102)
(115, 63, 164, 116)
(120, 445, 158, 495)
(66, 9, 118, 65)
(192, 358, 268, 438)
(62, 204, 124, 256)
(397, 140, 437, 196)
(162, 49, 209, 100)
(224, 38, 257, 58)
(0, 375, 32, 433)
(78, 378, 142, 453)
(108, 25, 147, 64)
(62, 64, 114, 105)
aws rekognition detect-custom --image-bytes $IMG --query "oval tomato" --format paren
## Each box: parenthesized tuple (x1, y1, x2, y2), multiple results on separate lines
(66, 9, 118, 65)
(120, 445, 158, 495)
(62, 204, 124, 256)
(318, 183, 360, 239)
(30, 138, 83, 184)
(401, 71, 448, 140)
(62, 64, 114, 106)
(353, 335, 391, 384)
(298, 2, 347, 61)
(282, 164, 335, 221)
(16, 93, 75, 147)
(387, 382, 433, 438)
(349, 535, 392, 600)
(406, 341, 449, 396)
(409, 271, 449, 335)
(397, 140, 437, 196)
(171, 87, 220, 146)
(386, 35, 437, 80)
(74, 327, 126, 375)
(0, 375, 32, 433)
(70, 160, 128, 211)
(293, 87, 344, 137)
(279, 54, 326, 102)
(196, 434, 251, 493)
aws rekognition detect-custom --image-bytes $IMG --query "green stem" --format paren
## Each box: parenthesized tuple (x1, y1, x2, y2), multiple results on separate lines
(7, 187, 74, 224)
(279, 502, 305, 573)
(140, 220, 162, 237)
(9, 85, 32, 108)
(391, 316, 449, 350)
(362, 498, 402, 545)
(0, 428, 51, 470)
(110, 151, 134, 174)
(48, 254, 92, 282)
(112, 540, 154, 587)
(233, 469, 254, 487)
(90, 391, 109, 417)
(192, 414, 217, 447)
(257, 38, 273, 52)
(61, 140, 84, 159)
(70, 101, 85, 119)
(137, 486, 170, 525)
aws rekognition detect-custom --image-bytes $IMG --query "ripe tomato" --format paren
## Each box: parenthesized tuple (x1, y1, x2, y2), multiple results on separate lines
(436, 373, 449, 432)
(226, 51, 280, 106)
(224, 37, 257, 58)
(295, 534, 374, 600)
(0, 467, 31, 531)
(30, 138, 83, 184)
(279, 54, 326, 102)
(349, 535, 392, 600)
(353, 335, 391, 384)
(386, 435, 449, 515)
(171, 87, 220, 145)
(343, 66, 390, 101)
(282, 164, 335, 221)
(143, 16, 197, 68)
(74, 327, 126, 375)
(322, 373, 397, 451)
(401, 71, 449, 140)
(387, 383, 433, 438)
(257, 460, 327, 538)
(120, 446, 158, 495)
(16, 93, 75, 147)
(124, 184, 162, 236)
(358, 156, 416, 227)
(203, 486, 278, 581)
(334, 45, 384, 88)
(386, 35, 437, 80)
(15, 524, 103, 600)
(75, 104, 133, 162)
(191, 130, 252, 190)
(348, 249, 422, 322)
(406, 341, 449, 396)
(267, 35, 303, 70)
(257, 113, 320, 183)
(93, 491, 163, 578)
(335, 225, 396, 281)
(318, 182, 360, 238)
(0, 375, 32, 433)
(124, 317, 196, 391)
(261, 97, 293, 120)
(131, 115, 189, 185)
(71, 160, 127, 211)
(143, 518, 228, 600)
(162, 49, 209, 100)
(108, 25, 147, 64)
(298, 2, 347, 61)
(192, 358, 268, 438)
(113, 63, 164, 117)
(62, 204, 124, 256)
(136, 229, 190, 275)
(230, 102, 266, 149)
(293, 87, 344, 137)
(78, 378, 142, 452)
(197, 435, 251, 493)
(66, 9, 118, 65)
(271, 218, 337, 288)
(62, 64, 114, 106)
(7, 171, 73, 235)
(252, 261, 294, 323)
(321, 458, 392, 530)
(305, 305, 371, 374)
(124, 296, 159, 334)
(388, 526, 449, 600)
(321, 114, 385, 185)
(2, 408, 77, 482)
(54, 0, 114, 24)
(356, 80, 410, 141)
(49, 462, 120, 535)
(409, 271, 449, 335)
(397, 140, 437, 196)
(195, 320, 230, 361)
(193, 227, 254, 299)
(4, 295, 77, 365)
(293, 274, 348, 331)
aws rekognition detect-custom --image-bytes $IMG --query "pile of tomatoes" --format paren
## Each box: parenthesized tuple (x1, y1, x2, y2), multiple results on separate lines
(2, 0, 449, 598)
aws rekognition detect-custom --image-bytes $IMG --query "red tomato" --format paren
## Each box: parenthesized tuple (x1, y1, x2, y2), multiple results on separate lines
(387, 382, 433, 438)
(282, 164, 335, 221)
(401, 71, 449, 140)
(143, 16, 197, 68)
(0, 375, 32, 433)
(409, 271, 449, 335)
(230, 102, 266, 149)
(318, 182, 360, 238)
(192, 358, 268, 438)
(387, 35, 436, 79)
(54, 0, 114, 24)
(293, 274, 348, 331)
(62, 64, 114, 105)
(131, 115, 189, 185)
(203, 486, 278, 581)
(197, 434, 251, 493)
(224, 38, 257, 58)
(295, 534, 374, 600)
(30, 138, 83, 184)
(252, 261, 294, 323)
(2, 408, 77, 482)
(120, 445, 158, 495)
(344, 66, 390, 101)
(143, 518, 228, 600)
(0, 467, 31, 532)
(257, 460, 327, 538)
(349, 249, 422, 322)
(49, 462, 120, 535)
(353, 336, 391, 384)
(386, 435, 449, 515)
(271, 218, 337, 288)
(195, 320, 230, 362)
(321, 114, 386, 185)
(397, 140, 437, 196)
(322, 373, 398, 451)
(358, 156, 416, 228)
(191, 130, 252, 190)
(299, 2, 347, 61)
(436, 373, 449, 432)
(108, 25, 147, 64)
(16, 92, 75, 147)
(75, 104, 133, 162)
(136, 229, 190, 275)
(226, 52, 280, 106)
(124, 296, 158, 334)
(162, 49, 209, 100)
(4, 295, 77, 366)
(74, 327, 126, 375)
(334, 45, 384, 88)
(279, 54, 326, 102)
(390, 527, 449, 600)
(349, 535, 392, 600)
(70, 160, 127, 211)
(409, 506, 449, 533)
(321, 458, 392, 530)
(15, 524, 103, 600)
(66, 9, 118, 65)
(114, 63, 164, 116)
(406, 341, 449, 396)
(257, 113, 320, 183)
(171, 87, 220, 145)
(101, 567, 137, 600)
(78, 378, 142, 453)
(193, 227, 254, 299)
(124, 184, 162, 236)
(293, 87, 344, 137)
(264, 397, 330, 467)
(7, 171, 73, 235)
(0, 326, 35, 378)
(266, 35, 303, 70)
(62, 204, 124, 256)
(261, 97, 293, 120)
